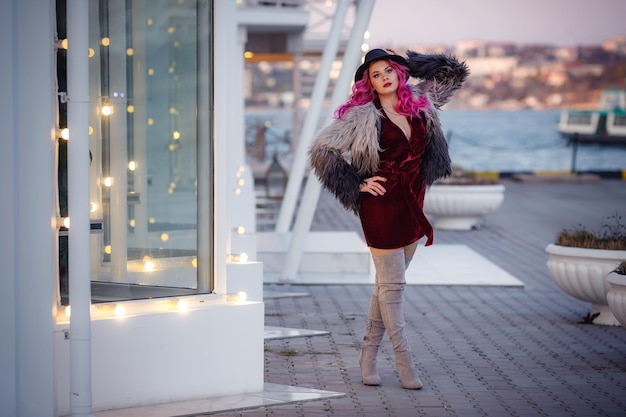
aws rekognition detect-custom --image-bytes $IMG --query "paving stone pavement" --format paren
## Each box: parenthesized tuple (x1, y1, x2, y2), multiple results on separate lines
(213, 178, 626, 417)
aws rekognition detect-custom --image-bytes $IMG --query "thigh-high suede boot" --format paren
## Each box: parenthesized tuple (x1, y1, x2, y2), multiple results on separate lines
(404, 241, 418, 270)
(359, 287, 385, 386)
(374, 250, 423, 390)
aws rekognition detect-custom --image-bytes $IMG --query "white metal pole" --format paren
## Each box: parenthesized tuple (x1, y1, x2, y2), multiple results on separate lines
(280, 0, 376, 281)
(108, 0, 129, 282)
(67, 0, 94, 415)
(212, 0, 236, 294)
(197, 0, 212, 292)
(131, 0, 149, 246)
(87, 6, 104, 281)
(274, 0, 351, 232)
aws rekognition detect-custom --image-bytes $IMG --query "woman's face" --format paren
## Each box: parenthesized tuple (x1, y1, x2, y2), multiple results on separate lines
(368, 60, 399, 96)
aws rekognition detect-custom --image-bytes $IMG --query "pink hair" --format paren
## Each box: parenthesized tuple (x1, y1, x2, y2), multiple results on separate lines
(335, 59, 428, 120)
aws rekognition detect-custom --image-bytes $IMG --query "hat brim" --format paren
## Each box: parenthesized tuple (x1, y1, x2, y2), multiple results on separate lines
(354, 54, 409, 83)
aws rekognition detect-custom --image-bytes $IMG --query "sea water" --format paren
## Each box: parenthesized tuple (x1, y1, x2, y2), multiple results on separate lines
(246, 109, 626, 173)
(441, 110, 626, 173)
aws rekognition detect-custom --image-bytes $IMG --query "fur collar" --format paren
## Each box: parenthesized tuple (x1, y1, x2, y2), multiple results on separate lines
(309, 53, 469, 212)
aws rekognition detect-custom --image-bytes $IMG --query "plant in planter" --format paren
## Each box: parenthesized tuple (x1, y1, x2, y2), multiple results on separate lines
(607, 259, 626, 327)
(423, 166, 505, 230)
(545, 214, 626, 326)
(613, 260, 626, 275)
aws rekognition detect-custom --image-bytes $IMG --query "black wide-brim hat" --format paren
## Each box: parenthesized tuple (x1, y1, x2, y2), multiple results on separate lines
(354, 48, 409, 83)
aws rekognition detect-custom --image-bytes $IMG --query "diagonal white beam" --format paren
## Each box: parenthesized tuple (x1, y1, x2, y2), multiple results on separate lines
(280, 0, 376, 281)
(275, 0, 351, 232)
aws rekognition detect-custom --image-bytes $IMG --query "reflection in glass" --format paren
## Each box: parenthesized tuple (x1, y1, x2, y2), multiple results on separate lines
(81, 0, 209, 303)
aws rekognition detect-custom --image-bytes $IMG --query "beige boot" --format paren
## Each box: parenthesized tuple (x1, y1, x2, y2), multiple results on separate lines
(374, 250, 424, 390)
(359, 292, 385, 386)
(403, 241, 418, 270)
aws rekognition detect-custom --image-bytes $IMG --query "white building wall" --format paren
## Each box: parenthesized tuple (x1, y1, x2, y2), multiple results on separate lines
(1, 0, 265, 415)
(0, 1, 18, 415)
(0, 0, 58, 415)
(54, 299, 264, 414)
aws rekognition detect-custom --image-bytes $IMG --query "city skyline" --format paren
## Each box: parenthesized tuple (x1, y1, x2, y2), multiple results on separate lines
(366, 0, 626, 48)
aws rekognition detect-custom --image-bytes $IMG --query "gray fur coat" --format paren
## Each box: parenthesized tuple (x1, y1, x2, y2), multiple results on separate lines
(309, 51, 469, 213)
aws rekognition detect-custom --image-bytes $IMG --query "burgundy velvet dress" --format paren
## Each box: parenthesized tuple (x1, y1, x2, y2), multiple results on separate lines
(358, 108, 433, 249)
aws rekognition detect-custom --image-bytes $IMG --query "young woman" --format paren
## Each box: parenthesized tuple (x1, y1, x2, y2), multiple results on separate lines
(309, 48, 468, 389)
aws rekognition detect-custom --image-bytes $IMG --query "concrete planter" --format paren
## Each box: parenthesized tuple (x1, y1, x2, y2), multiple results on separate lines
(607, 271, 626, 327)
(423, 184, 505, 230)
(545, 244, 626, 326)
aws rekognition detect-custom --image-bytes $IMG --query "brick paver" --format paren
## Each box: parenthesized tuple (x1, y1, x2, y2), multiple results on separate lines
(213, 179, 626, 417)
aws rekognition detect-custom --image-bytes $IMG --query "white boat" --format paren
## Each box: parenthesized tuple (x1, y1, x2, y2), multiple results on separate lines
(556, 89, 626, 144)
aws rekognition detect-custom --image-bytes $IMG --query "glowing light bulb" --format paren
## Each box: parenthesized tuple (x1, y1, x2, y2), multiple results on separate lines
(172, 131, 181, 140)
(149, 217, 156, 224)
(160, 233, 169, 242)
(235, 226, 246, 234)
(146, 18, 153, 26)
(65, 305, 71, 317)
(230, 253, 248, 263)
(148, 68, 155, 76)
(101, 105, 113, 116)
(237, 178, 245, 187)
(192, 258, 197, 268)
(129, 219, 135, 228)
(114, 304, 125, 316)
(127, 104, 135, 113)
(128, 161, 136, 171)
(126, 48, 134, 56)
(226, 291, 248, 302)
(144, 260, 154, 271)
(88, 126, 94, 135)
(88, 48, 95, 58)
(60, 127, 69, 140)
(101, 37, 110, 47)
(103, 177, 113, 187)
(90, 202, 98, 212)
(177, 299, 188, 311)
(105, 245, 112, 254)
(235, 188, 241, 195)
(147, 118, 154, 126)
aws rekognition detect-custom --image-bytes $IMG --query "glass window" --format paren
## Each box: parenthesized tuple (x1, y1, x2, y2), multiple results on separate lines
(57, 0, 212, 305)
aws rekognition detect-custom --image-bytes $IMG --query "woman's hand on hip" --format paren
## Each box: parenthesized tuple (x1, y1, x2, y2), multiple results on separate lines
(360, 176, 387, 196)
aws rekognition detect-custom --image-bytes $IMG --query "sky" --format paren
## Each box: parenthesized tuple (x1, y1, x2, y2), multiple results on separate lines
(365, 0, 626, 48)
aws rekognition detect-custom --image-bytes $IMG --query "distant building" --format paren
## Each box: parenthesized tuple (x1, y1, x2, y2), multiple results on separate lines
(464, 56, 519, 77)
